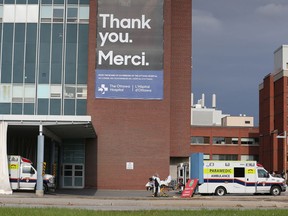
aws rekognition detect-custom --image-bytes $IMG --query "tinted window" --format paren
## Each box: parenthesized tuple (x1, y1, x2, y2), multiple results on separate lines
(24, 103, 34, 114)
(76, 99, 86, 115)
(50, 99, 61, 115)
(64, 99, 75, 115)
(234, 167, 245, 178)
(37, 99, 49, 115)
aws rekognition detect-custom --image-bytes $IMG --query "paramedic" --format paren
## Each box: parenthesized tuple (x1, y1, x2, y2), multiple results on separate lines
(153, 174, 160, 197)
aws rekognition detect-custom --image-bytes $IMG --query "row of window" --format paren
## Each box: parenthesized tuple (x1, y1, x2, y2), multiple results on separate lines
(191, 136, 259, 145)
(204, 154, 258, 161)
(40, 5, 89, 23)
(0, 84, 87, 103)
(0, 0, 89, 5)
(0, 4, 89, 23)
(0, 23, 88, 85)
(0, 99, 86, 115)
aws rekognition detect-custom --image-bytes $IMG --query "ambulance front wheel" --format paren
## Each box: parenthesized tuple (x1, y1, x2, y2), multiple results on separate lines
(215, 186, 226, 196)
(43, 184, 48, 193)
(270, 185, 281, 196)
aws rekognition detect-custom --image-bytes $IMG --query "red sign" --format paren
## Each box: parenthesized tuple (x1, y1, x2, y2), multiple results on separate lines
(181, 179, 198, 198)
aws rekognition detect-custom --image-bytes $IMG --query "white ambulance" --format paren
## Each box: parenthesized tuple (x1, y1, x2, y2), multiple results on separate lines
(8, 155, 55, 192)
(198, 161, 286, 196)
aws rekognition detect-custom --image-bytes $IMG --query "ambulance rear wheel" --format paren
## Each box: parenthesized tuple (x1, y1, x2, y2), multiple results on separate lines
(215, 186, 226, 196)
(270, 185, 281, 196)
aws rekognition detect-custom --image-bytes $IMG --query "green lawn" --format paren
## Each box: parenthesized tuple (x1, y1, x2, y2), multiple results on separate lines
(1, 208, 288, 216)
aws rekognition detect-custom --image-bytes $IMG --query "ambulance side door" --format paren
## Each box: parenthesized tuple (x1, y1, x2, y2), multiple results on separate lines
(245, 167, 257, 193)
(255, 168, 270, 194)
(20, 164, 36, 189)
(233, 167, 246, 193)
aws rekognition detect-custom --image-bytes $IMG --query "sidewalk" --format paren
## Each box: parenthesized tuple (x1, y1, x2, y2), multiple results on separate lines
(1, 189, 288, 210)
(0, 188, 181, 200)
(54, 188, 179, 199)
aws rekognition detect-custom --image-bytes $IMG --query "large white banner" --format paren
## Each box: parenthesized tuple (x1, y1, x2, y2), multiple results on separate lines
(0, 122, 12, 194)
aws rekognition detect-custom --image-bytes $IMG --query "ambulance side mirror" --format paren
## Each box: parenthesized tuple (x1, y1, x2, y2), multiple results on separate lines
(264, 173, 269, 178)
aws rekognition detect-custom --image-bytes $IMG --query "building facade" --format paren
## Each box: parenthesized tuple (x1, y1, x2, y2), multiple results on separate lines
(88, 0, 192, 189)
(259, 45, 288, 174)
(0, 0, 192, 190)
(0, 0, 89, 115)
(190, 126, 259, 161)
(168, 94, 260, 180)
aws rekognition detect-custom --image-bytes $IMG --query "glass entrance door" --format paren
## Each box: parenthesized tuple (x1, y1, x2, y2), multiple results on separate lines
(62, 164, 84, 188)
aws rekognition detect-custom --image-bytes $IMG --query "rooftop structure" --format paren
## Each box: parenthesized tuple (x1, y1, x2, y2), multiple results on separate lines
(191, 93, 254, 127)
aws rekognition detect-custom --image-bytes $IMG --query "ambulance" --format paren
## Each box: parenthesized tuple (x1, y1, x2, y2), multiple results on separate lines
(197, 161, 286, 196)
(8, 155, 55, 192)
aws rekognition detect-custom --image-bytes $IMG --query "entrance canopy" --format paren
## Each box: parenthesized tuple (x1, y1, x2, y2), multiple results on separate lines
(0, 115, 96, 142)
(0, 115, 96, 195)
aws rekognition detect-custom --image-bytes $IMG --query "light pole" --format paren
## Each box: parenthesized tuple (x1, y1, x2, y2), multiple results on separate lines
(276, 131, 287, 180)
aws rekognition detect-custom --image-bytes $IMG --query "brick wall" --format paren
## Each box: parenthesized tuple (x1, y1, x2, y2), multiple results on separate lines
(86, 0, 192, 189)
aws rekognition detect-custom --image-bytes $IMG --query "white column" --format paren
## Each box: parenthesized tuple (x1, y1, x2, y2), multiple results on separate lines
(0, 122, 12, 194)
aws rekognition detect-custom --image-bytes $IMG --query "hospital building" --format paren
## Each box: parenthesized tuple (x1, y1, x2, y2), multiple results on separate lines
(0, 0, 192, 190)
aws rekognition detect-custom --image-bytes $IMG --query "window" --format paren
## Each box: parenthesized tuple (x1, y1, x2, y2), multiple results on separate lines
(37, 98, 49, 115)
(258, 169, 268, 178)
(28, 0, 39, 3)
(41, 6, 52, 22)
(241, 138, 259, 145)
(76, 99, 86, 115)
(232, 138, 238, 144)
(234, 167, 245, 178)
(191, 136, 210, 144)
(3, 5, 15, 23)
(53, 7, 64, 22)
(64, 99, 75, 115)
(212, 154, 237, 160)
(0, 103, 10, 114)
(76, 86, 87, 99)
(24, 103, 34, 114)
(0, 84, 12, 102)
(213, 137, 237, 145)
(241, 155, 258, 161)
(24, 85, 36, 103)
(67, 7, 78, 23)
(0, 5, 3, 22)
(68, 0, 78, 4)
(79, 6, 89, 23)
(64, 85, 76, 98)
(12, 85, 24, 103)
(50, 99, 61, 115)
(17, 0, 27, 4)
(12, 103, 22, 114)
(50, 85, 62, 98)
(37, 84, 50, 98)
(22, 166, 32, 174)
(213, 137, 225, 144)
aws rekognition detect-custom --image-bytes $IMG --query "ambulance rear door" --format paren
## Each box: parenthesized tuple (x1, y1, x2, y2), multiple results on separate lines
(8, 157, 21, 190)
(233, 167, 246, 193)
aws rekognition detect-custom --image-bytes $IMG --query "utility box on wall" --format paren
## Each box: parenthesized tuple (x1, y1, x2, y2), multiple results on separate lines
(190, 153, 204, 184)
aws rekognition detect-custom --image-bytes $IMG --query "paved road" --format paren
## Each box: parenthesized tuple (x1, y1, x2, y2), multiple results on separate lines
(1, 189, 288, 210)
